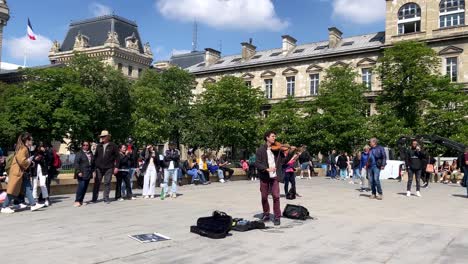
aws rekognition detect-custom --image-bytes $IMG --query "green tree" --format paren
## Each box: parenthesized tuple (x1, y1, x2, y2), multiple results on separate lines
(130, 67, 194, 146)
(0, 54, 131, 150)
(195, 76, 266, 154)
(376, 41, 468, 146)
(303, 66, 370, 153)
(260, 97, 303, 146)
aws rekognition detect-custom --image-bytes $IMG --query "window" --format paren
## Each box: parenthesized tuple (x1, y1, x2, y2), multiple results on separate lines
(270, 52, 281, 57)
(251, 55, 262, 59)
(440, 0, 465, 28)
(398, 3, 422, 35)
(286, 76, 295, 96)
(117, 63, 123, 72)
(231, 58, 242, 62)
(245, 81, 252, 88)
(138, 68, 142, 77)
(215, 60, 225, 64)
(446, 57, 458, 82)
(315, 45, 328, 50)
(293, 49, 305, 53)
(310, 74, 319, 95)
(264, 79, 273, 99)
(342, 41, 354, 46)
(197, 63, 206, 67)
(128, 66, 133, 76)
(362, 68, 372, 89)
(262, 110, 270, 118)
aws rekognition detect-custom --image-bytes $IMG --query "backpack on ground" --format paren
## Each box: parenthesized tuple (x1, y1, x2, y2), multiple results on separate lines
(4, 153, 14, 175)
(190, 211, 233, 239)
(283, 204, 310, 220)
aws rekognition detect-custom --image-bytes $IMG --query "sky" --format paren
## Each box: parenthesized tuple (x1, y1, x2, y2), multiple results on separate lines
(3, 0, 387, 67)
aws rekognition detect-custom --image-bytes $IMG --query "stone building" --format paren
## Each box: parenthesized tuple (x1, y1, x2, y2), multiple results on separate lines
(49, 15, 153, 79)
(185, 0, 468, 115)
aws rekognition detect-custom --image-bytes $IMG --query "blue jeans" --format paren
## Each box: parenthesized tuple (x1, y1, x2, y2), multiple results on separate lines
(330, 165, 337, 178)
(121, 168, 135, 197)
(369, 166, 382, 195)
(353, 168, 361, 183)
(464, 169, 468, 196)
(75, 178, 90, 203)
(163, 168, 178, 194)
(339, 169, 347, 180)
(187, 169, 206, 183)
(3, 176, 37, 208)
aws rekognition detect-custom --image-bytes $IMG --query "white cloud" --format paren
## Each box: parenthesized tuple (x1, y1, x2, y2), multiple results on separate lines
(4, 35, 53, 62)
(89, 2, 112, 17)
(156, 0, 288, 31)
(331, 0, 385, 24)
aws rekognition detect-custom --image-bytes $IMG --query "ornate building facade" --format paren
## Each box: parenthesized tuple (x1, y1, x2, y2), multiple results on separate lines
(185, 0, 468, 114)
(49, 15, 153, 79)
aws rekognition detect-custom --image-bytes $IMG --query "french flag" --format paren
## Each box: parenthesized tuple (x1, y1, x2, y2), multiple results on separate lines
(27, 18, 36, 41)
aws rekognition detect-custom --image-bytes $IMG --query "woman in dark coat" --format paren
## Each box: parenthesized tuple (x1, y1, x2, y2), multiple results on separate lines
(73, 141, 95, 207)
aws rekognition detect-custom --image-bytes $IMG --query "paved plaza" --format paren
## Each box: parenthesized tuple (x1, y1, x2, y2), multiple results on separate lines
(2, 178, 468, 264)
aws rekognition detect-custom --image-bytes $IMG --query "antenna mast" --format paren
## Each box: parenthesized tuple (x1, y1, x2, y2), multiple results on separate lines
(192, 20, 198, 52)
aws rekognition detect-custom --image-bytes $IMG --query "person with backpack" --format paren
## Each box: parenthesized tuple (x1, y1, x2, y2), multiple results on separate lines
(248, 153, 257, 181)
(337, 152, 348, 181)
(1, 132, 45, 214)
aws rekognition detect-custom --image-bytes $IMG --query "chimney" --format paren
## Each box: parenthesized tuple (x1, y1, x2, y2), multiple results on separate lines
(328, 27, 343, 48)
(204, 48, 221, 65)
(241, 42, 256, 60)
(282, 35, 297, 55)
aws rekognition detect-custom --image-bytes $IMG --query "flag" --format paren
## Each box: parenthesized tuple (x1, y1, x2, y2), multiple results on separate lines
(27, 18, 36, 41)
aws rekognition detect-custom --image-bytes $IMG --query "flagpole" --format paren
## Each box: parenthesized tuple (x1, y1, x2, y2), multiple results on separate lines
(23, 49, 27, 68)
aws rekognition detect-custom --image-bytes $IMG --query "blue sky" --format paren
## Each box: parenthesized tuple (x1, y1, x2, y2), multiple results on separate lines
(3, 0, 386, 67)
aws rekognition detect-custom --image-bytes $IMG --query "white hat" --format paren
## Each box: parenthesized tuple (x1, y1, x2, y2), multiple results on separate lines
(99, 130, 111, 137)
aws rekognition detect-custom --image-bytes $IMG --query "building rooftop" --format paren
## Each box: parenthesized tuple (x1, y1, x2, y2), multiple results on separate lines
(169, 51, 205, 69)
(187, 31, 385, 73)
(60, 15, 145, 54)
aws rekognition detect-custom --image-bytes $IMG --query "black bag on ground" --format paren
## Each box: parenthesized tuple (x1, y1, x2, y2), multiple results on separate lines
(190, 211, 232, 239)
(283, 204, 310, 220)
(232, 218, 266, 232)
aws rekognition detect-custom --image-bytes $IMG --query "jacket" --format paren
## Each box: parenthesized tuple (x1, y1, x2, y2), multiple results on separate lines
(7, 146, 31, 196)
(298, 151, 312, 164)
(163, 149, 180, 169)
(74, 150, 95, 180)
(337, 155, 348, 169)
(31, 156, 48, 177)
(94, 142, 119, 170)
(360, 152, 369, 170)
(254, 143, 286, 181)
(405, 148, 425, 170)
(368, 145, 387, 168)
(352, 156, 360, 170)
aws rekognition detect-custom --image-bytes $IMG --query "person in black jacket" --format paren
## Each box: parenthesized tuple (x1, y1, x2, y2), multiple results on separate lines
(337, 152, 348, 181)
(74, 141, 95, 207)
(115, 144, 134, 201)
(299, 145, 313, 179)
(92, 130, 119, 204)
(255, 130, 286, 226)
(162, 142, 180, 198)
(405, 139, 425, 197)
(31, 147, 50, 206)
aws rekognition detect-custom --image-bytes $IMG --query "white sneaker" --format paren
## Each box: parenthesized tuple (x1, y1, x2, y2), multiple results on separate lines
(1, 207, 15, 214)
(143, 195, 149, 199)
(251, 178, 254, 181)
(219, 179, 225, 183)
(171, 193, 177, 198)
(416, 191, 421, 197)
(117, 198, 124, 201)
(150, 195, 155, 199)
(406, 191, 411, 197)
(31, 203, 45, 212)
(45, 200, 50, 207)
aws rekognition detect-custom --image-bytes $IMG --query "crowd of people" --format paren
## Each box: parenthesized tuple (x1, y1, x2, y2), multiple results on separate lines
(0, 130, 467, 225)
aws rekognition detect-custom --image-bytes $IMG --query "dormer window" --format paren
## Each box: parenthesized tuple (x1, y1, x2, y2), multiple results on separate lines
(398, 3, 421, 35)
(440, 0, 465, 28)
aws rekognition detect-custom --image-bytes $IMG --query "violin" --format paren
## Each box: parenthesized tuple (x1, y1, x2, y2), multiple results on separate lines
(271, 142, 290, 152)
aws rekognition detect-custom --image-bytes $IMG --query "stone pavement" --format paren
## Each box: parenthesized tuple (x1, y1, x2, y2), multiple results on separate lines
(2, 178, 468, 264)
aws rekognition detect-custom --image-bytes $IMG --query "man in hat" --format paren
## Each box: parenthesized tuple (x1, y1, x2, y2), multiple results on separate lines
(91, 130, 120, 204)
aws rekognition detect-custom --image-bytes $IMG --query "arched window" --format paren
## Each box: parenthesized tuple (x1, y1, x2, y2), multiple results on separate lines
(398, 3, 421, 35)
(440, 0, 465, 28)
